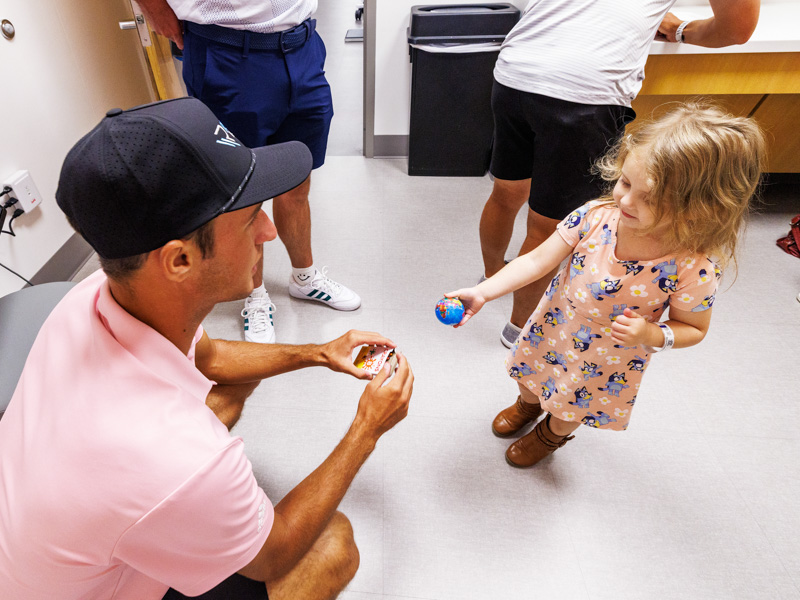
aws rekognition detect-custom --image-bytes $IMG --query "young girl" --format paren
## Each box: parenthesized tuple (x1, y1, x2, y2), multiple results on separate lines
(448, 104, 765, 467)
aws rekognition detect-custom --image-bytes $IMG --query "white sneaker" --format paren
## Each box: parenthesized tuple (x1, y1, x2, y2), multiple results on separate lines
(288, 267, 361, 311)
(241, 293, 276, 343)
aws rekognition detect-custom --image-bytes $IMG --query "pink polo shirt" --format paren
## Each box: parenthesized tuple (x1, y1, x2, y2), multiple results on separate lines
(0, 271, 272, 599)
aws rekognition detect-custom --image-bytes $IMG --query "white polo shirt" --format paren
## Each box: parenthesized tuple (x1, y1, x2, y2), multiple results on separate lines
(494, 0, 676, 106)
(0, 271, 272, 599)
(168, 0, 317, 33)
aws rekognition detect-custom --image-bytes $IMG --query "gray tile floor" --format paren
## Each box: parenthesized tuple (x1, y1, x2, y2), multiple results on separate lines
(74, 162, 800, 599)
(71, 4, 800, 597)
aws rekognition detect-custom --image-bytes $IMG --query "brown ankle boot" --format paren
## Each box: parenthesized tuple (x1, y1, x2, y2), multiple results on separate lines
(505, 414, 575, 468)
(491, 395, 544, 438)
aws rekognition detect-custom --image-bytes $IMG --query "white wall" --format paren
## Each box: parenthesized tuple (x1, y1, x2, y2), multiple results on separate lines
(372, 0, 784, 139)
(0, 0, 153, 296)
(374, 0, 528, 137)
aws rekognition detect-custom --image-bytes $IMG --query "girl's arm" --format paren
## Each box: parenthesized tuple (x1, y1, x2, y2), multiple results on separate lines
(446, 230, 574, 326)
(611, 306, 713, 349)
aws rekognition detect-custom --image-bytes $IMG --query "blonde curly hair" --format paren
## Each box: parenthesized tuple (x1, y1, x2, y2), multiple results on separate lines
(594, 102, 766, 271)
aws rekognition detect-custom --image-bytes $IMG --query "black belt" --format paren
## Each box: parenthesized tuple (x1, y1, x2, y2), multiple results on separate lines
(185, 19, 315, 53)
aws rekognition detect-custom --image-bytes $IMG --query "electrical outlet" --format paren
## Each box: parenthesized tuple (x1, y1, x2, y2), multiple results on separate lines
(3, 170, 42, 213)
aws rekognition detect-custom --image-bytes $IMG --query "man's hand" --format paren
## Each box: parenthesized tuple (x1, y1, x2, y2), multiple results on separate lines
(444, 287, 486, 328)
(656, 12, 682, 42)
(320, 330, 397, 381)
(610, 308, 653, 347)
(137, 0, 184, 49)
(354, 353, 414, 439)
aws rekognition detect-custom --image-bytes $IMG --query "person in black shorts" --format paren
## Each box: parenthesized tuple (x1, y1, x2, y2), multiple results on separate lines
(480, 82, 634, 348)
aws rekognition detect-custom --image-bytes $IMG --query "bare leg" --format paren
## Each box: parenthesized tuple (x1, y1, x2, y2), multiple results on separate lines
(273, 175, 314, 271)
(205, 381, 259, 430)
(517, 383, 541, 406)
(548, 414, 581, 437)
(268, 511, 360, 600)
(519, 381, 579, 436)
(479, 178, 531, 278)
(509, 209, 561, 328)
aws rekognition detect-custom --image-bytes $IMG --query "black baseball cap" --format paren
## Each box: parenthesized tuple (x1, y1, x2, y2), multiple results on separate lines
(56, 97, 313, 259)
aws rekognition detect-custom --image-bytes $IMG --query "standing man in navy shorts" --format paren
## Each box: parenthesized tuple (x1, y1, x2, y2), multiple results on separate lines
(139, 0, 361, 344)
(480, 0, 760, 348)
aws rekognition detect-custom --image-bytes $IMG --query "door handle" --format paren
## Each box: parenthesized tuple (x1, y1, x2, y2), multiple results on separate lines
(119, 6, 151, 47)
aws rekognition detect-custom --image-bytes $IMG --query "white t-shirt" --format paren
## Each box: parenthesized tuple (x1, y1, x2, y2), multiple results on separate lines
(494, 0, 676, 107)
(168, 0, 317, 33)
(0, 272, 272, 599)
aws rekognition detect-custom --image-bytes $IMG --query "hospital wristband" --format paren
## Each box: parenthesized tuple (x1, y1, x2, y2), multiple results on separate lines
(646, 323, 675, 353)
(675, 20, 690, 43)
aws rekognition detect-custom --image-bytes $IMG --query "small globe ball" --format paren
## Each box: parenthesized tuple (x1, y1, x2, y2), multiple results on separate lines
(435, 297, 464, 325)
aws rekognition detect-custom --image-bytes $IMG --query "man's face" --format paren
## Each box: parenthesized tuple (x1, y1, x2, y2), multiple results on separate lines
(201, 203, 276, 303)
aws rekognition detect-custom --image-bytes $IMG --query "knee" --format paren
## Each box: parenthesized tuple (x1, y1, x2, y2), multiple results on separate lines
(274, 177, 311, 208)
(323, 512, 360, 585)
(488, 178, 530, 210)
(525, 210, 560, 243)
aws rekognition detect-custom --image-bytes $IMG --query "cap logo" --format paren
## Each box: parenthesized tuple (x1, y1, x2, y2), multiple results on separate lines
(214, 122, 242, 148)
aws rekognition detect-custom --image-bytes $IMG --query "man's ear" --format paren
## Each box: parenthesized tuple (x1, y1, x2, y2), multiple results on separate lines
(155, 238, 201, 282)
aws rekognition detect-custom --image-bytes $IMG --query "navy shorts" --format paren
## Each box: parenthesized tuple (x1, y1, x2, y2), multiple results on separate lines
(162, 573, 268, 599)
(182, 21, 334, 169)
(489, 80, 635, 220)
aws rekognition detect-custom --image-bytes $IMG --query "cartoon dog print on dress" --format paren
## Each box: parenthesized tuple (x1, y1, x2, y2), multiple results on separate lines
(627, 356, 647, 371)
(572, 324, 601, 352)
(651, 260, 679, 294)
(541, 377, 558, 401)
(621, 261, 644, 276)
(598, 372, 630, 396)
(691, 294, 715, 312)
(580, 361, 604, 380)
(509, 362, 534, 379)
(586, 278, 622, 301)
(545, 274, 561, 301)
(569, 254, 586, 281)
(544, 308, 568, 327)
(582, 411, 617, 428)
(600, 224, 614, 245)
(522, 323, 546, 348)
(609, 304, 639, 322)
(543, 351, 568, 371)
(569, 386, 593, 408)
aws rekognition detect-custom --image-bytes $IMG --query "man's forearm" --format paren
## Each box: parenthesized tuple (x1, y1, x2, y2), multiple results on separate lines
(253, 420, 377, 582)
(199, 339, 326, 384)
(684, 0, 760, 47)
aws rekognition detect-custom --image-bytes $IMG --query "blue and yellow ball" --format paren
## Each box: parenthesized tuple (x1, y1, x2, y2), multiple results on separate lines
(435, 297, 464, 325)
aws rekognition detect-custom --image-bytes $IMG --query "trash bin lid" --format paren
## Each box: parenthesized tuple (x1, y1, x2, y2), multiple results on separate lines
(408, 3, 519, 44)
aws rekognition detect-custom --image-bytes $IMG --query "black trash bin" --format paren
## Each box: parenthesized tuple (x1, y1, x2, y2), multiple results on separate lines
(407, 4, 519, 176)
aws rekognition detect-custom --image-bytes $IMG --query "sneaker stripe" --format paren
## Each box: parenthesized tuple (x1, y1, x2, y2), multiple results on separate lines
(322, 294, 331, 301)
(315, 291, 328, 300)
(306, 289, 318, 298)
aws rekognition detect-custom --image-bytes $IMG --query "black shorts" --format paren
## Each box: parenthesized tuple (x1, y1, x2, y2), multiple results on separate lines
(162, 574, 268, 600)
(489, 80, 635, 219)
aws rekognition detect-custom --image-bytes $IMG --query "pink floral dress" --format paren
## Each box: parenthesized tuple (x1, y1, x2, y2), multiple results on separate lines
(506, 201, 720, 431)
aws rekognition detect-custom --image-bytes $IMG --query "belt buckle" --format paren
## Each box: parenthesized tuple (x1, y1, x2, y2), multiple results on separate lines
(279, 28, 291, 53)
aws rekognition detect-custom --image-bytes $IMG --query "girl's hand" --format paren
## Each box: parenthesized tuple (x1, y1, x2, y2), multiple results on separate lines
(444, 288, 486, 328)
(610, 308, 651, 346)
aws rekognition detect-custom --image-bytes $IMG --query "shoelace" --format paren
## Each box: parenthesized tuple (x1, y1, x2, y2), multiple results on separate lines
(241, 302, 274, 333)
(310, 266, 343, 295)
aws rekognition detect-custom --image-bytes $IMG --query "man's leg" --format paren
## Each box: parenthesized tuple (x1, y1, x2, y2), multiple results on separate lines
(271, 176, 314, 272)
(205, 381, 260, 430)
(250, 175, 313, 288)
(509, 209, 561, 329)
(268, 511, 359, 600)
(479, 177, 531, 279)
